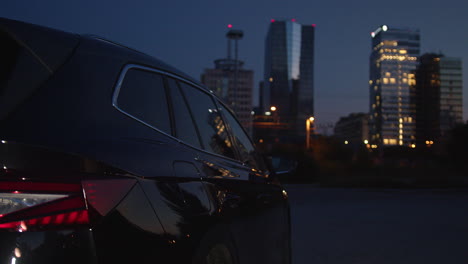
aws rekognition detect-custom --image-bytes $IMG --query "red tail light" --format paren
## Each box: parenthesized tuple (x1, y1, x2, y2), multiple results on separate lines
(0, 178, 136, 232)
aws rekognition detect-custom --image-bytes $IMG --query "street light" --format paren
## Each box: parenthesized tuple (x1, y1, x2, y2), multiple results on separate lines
(270, 106, 279, 123)
(306, 116, 315, 149)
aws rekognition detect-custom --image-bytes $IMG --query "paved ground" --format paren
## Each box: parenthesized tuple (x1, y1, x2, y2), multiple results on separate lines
(284, 184, 468, 264)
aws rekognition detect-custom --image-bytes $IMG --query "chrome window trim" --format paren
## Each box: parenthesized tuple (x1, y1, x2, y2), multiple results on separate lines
(112, 64, 245, 165)
(112, 64, 174, 139)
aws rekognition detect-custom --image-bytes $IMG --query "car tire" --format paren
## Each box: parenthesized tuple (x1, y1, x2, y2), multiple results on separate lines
(193, 226, 238, 264)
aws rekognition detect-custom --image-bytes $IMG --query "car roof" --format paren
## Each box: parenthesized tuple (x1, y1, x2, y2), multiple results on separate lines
(80, 34, 211, 94)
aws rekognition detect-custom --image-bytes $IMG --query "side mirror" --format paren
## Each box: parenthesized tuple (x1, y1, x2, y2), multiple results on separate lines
(269, 156, 298, 179)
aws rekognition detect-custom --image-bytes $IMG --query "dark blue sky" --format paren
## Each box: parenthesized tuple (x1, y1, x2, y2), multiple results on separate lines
(2, 0, 467, 131)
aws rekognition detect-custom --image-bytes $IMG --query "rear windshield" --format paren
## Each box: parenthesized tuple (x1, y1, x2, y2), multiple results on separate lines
(0, 19, 79, 121)
(0, 29, 51, 120)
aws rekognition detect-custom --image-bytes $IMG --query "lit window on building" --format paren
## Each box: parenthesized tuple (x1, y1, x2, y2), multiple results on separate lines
(383, 138, 398, 145)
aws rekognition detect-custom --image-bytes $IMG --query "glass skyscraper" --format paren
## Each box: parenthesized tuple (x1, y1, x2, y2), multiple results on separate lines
(412, 53, 463, 146)
(439, 57, 463, 133)
(262, 19, 315, 133)
(369, 25, 420, 146)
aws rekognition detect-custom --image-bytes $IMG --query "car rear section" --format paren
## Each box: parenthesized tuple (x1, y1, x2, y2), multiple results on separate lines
(0, 18, 97, 263)
(0, 141, 177, 264)
(0, 18, 172, 264)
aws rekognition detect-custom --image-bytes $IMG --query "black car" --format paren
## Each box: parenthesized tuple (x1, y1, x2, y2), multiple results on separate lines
(0, 18, 291, 264)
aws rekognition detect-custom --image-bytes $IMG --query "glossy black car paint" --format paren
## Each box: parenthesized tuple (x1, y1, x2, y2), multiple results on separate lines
(0, 18, 291, 264)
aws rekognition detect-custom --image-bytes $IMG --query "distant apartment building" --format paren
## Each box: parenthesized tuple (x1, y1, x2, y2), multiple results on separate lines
(334, 113, 370, 145)
(412, 53, 463, 146)
(261, 19, 315, 136)
(201, 28, 253, 133)
(369, 25, 420, 147)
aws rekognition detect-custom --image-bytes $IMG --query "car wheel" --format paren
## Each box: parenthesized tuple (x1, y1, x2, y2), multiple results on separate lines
(205, 243, 233, 264)
(193, 226, 237, 264)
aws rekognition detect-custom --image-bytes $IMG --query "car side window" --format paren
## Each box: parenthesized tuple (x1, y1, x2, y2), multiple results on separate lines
(220, 105, 266, 171)
(166, 78, 202, 148)
(179, 82, 236, 159)
(115, 68, 171, 135)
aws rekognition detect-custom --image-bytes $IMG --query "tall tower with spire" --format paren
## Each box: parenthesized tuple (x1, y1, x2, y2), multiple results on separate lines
(201, 25, 253, 133)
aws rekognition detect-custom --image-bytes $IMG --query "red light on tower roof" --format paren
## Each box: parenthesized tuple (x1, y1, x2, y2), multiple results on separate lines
(312, 24, 316, 27)
(271, 19, 275, 23)
(291, 18, 296, 22)
(227, 24, 233, 28)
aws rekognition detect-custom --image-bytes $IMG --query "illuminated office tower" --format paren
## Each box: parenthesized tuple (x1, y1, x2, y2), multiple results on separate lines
(369, 25, 420, 146)
(262, 19, 315, 134)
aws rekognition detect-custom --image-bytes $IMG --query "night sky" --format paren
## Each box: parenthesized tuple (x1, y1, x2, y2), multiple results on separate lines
(2, 0, 467, 133)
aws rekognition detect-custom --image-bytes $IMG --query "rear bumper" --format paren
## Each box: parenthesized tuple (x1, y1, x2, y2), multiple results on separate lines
(0, 229, 97, 264)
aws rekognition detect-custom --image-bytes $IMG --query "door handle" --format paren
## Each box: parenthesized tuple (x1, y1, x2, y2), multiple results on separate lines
(195, 158, 239, 178)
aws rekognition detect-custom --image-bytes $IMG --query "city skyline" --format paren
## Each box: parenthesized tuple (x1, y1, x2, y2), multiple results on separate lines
(2, 0, 467, 131)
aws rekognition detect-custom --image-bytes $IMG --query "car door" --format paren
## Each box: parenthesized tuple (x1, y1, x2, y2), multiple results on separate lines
(112, 65, 212, 263)
(178, 81, 291, 264)
(216, 102, 291, 264)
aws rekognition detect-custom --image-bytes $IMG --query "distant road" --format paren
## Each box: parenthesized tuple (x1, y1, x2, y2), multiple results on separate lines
(285, 184, 468, 264)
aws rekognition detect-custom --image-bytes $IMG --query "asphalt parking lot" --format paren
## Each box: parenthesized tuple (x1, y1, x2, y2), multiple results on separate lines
(285, 184, 468, 264)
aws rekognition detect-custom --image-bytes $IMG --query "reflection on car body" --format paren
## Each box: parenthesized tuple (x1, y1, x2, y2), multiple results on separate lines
(0, 17, 291, 264)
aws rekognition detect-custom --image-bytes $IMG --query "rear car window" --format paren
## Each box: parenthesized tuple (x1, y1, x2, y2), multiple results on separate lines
(167, 78, 202, 148)
(115, 68, 171, 135)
